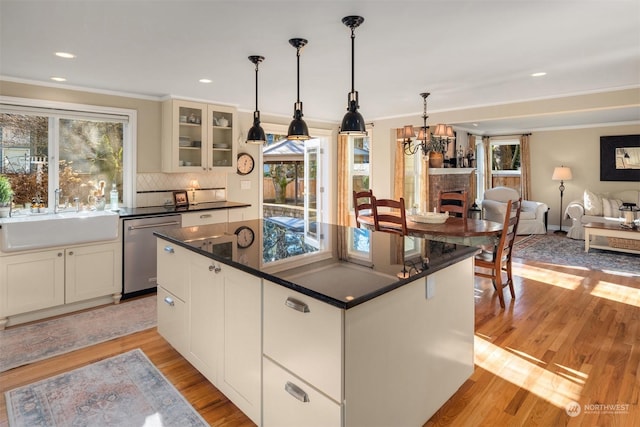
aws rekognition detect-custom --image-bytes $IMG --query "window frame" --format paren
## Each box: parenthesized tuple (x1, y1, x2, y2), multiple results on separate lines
(0, 96, 137, 208)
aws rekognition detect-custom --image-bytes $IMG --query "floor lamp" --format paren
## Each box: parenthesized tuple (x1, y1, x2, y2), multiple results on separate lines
(552, 166, 572, 234)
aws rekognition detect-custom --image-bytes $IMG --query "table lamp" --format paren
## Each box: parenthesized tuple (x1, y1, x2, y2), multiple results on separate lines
(189, 179, 199, 205)
(552, 166, 572, 234)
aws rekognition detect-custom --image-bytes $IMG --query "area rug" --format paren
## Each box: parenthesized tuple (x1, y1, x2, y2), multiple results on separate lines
(5, 348, 207, 427)
(0, 295, 156, 373)
(513, 234, 640, 276)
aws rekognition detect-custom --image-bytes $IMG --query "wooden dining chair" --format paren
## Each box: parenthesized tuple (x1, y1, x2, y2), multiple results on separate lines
(474, 198, 522, 308)
(438, 189, 468, 218)
(372, 197, 408, 236)
(353, 190, 375, 228)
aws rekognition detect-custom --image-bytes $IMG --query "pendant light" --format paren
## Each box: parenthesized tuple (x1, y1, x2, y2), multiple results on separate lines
(246, 55, 266, 144)
(287, 38, 310, 141)
(339, 15, 367, 136)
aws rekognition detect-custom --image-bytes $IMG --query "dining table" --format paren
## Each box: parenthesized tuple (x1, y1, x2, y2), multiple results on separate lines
(357, 214, 503, 247)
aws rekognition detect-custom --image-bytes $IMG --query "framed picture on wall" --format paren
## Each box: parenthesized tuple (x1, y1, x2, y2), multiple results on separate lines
(600, 134, 640, 181)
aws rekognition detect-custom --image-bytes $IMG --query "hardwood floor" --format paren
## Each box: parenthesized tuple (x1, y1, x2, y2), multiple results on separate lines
(1, 251, 638, 426)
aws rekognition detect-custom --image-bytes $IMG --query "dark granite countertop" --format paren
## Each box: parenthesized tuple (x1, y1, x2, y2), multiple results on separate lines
(155, 218, 478, 309)
(118, 201, 251, 218)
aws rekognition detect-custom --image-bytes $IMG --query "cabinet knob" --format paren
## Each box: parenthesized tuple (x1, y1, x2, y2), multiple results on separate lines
(164, 296, 175, 306)
(164, 246, 175, 254)
(209, 264, 222, 273)
(57, 252, 63, 257)
(68, 251, 74, 256)
(285, 381, 310, 403)
(285, 297, 310, 313)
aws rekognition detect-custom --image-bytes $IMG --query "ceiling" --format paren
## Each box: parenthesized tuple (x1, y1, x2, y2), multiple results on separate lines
(1, 0, 639, 134)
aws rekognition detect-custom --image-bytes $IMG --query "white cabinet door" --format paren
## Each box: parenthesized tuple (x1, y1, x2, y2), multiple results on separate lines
(157, 286, 187, 354)
(156, 240, 188, 301)
(263, 280, 343, 401)
(181, 210, 228, 227)
(65, 242, 120, 303)
(187, 253, 221, 384)
(218, 266, 261, 424)
(263, 357, 341, 427)
(0, 249, 65, 317)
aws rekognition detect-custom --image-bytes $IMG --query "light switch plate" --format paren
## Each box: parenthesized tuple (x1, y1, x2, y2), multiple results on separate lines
(426, 276, 436, 299)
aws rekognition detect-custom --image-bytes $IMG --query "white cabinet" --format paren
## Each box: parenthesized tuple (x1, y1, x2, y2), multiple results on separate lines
(162, 99, 237, 173)
(0, 249, 65, 317)
(65, 242, 120, 303)
(156, 239, 261, 425)
(0, 241, 122, 329)
(263, 357, 341, 427)
(187, 253, 221, 383)
(181, 210, 228, 227)
(263, 281, 343, 401)
(263, 258, 475, 427)
(217, 265, 262, 423)
(157, 286, 187, 355)
(156, 241, 188, 300)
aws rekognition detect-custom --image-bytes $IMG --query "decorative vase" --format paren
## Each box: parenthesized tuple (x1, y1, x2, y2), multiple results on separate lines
(429, 152, 444, 168)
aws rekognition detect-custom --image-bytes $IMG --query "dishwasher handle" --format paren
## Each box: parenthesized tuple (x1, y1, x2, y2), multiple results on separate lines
(128, 220, 181, 231)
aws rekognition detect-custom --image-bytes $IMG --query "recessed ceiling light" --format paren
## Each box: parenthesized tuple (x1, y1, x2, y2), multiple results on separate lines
(50, 77, 67, 82)
(199, 78, 212, 83)
(531, 72, 547, 77)
(55, 52, 76, 59)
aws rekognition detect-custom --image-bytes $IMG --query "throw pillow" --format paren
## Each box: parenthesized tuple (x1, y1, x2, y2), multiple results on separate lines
(602, 198, 623, 218)
(584, 190, 603, 216)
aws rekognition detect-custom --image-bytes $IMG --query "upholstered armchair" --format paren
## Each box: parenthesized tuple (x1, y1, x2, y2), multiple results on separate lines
(482, 186, 548, 235)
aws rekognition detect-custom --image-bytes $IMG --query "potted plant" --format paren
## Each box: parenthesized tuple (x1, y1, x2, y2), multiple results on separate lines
(426, 137, 447, 168)
(0, 175, 14, 217)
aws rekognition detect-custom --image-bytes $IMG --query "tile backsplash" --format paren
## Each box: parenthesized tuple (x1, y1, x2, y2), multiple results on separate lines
(136, 172, 226, 207)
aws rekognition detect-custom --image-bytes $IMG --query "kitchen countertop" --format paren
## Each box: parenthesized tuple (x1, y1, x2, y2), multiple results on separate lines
(118, 201, 251, 218)
(155, 218, 478, 309)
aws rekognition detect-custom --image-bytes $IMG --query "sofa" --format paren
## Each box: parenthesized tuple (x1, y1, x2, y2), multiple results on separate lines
(565, 189, 640, 240)
(481, 186, 549, 235)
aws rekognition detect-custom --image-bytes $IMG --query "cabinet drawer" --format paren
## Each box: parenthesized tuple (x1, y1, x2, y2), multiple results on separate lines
(157, 286, 187, 354)
(263, 281, 343, 401)
(181, 210, 228, 226)
(263, 357, 341, 427)
(156, 240, 187, 300)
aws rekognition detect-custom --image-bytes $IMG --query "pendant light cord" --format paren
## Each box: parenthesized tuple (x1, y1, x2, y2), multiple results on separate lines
(350, 27, 355, 93)
(296, 45, 301, 103)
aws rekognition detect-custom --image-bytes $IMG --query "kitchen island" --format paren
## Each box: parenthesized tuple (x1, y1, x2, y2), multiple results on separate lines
(155, 219, 478, 426)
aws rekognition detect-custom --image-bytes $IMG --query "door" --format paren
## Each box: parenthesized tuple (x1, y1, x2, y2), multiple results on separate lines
(304, 139, 321, 248)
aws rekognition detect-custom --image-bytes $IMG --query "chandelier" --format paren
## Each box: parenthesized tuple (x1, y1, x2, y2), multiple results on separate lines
(401, 92, 455, 157)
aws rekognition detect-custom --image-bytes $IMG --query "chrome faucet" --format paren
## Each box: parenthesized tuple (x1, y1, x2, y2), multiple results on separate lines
(54, 189, 62, 213)
(73, 197, 80, 212)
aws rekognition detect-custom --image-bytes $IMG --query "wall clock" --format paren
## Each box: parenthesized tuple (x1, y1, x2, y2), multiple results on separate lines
(237, 152, 255, 175)
(235, 225, 255, 249)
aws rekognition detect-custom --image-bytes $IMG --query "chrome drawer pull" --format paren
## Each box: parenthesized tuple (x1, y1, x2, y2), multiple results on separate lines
(164, 296, 175, 306)
(285, 297, 310, 313)
(164, 246, 175, 254)
(285, 381, 310, 403)
(199, 214, 212, 219)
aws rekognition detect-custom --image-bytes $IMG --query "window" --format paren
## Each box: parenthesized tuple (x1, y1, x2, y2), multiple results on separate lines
(348, 135, 371, 211)
(491, 140, 520, 173)
(0, 97, 135, 209)
(403, 151, 422, 212)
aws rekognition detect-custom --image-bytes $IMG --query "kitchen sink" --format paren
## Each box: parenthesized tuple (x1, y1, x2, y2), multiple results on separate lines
(0, 210, 120, 252)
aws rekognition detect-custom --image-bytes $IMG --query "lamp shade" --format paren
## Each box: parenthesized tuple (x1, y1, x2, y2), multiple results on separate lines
(401, 125, 415, 139)
(445, 125, 455, 139)
(417, 127, 429, 141)
(552, 166, 573, 181)
(433, 124, 448, 137)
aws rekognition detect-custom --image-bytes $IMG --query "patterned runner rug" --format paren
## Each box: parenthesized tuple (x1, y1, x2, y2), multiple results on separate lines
(0, 295, 156, 372)
(513, 234, 639, 276)
(5, 349, 207, 427)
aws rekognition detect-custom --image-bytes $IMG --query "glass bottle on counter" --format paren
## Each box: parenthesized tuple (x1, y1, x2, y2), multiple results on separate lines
(110, 183, 119, 210)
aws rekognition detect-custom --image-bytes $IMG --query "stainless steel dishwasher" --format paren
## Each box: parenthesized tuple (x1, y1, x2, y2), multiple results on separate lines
(123, 214, 182, 298)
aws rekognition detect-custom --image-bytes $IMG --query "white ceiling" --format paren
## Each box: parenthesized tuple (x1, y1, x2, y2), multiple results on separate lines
(1, 0, 639, 134)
